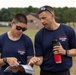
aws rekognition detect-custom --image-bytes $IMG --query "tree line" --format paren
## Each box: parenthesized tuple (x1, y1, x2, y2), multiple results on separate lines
(0, 6, 76, 23)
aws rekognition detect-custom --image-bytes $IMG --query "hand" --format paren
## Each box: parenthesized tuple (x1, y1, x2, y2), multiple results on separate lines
(6, 57, 19, 67)
(53, 43, 66, 55)
(28, 56, 41, 65)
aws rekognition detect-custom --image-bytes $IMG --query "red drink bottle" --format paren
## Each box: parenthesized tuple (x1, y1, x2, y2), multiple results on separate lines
(53, 39, 62, 64)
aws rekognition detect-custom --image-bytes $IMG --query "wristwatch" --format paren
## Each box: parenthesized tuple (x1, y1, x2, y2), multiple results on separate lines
(66, 50, 69, 56)
(3, 57, 7, 63)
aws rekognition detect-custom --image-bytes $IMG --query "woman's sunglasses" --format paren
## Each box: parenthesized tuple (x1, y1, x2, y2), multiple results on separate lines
(16, 25, 27, 32)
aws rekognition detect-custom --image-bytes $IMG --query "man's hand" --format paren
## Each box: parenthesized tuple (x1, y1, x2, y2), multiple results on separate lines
(28, 56, 43, 66)
(53, 43, 66, 55)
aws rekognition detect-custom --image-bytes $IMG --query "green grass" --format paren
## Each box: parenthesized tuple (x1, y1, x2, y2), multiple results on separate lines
(0, 26, 76, 75)
(24, 29, 39, 43)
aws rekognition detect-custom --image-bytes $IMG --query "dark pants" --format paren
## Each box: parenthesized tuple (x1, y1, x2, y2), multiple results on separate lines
(40, 69, 70, 75)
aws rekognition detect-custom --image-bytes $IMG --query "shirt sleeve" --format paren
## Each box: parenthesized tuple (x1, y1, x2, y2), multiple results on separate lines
(68, 28, 76, 49)
(34, 33, 43, 56)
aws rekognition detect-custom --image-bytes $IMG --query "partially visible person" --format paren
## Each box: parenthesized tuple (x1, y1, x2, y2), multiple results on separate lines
(28, 5, 76, 75)
(0, 13, 34, 75)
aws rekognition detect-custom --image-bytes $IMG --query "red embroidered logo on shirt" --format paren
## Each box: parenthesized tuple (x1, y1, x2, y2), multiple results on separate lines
(59, 36, 67, 41)
(18, 49, 25, 55)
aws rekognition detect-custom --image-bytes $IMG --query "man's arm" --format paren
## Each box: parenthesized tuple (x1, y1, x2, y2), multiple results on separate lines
(53, 44, 76, 57)
(65, 49, 76, 57)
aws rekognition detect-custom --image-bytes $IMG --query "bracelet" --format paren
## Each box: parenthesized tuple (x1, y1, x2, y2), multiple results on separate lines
(3, 57, 7, 63)
(66, 50, 69, 56)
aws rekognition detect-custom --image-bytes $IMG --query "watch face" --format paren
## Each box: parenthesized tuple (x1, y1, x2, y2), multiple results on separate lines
(3, 58, 7, 63)
(66, 50, 69, 56)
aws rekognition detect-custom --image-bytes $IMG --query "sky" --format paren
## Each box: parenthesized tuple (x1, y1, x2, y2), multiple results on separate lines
(0, 0, 76, 9)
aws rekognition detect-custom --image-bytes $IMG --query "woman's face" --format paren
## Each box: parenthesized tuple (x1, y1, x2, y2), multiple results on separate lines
(12, 22, 27, 37)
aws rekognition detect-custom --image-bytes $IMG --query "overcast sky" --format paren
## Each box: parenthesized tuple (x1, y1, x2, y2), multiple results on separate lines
(0, 0, 76, 9)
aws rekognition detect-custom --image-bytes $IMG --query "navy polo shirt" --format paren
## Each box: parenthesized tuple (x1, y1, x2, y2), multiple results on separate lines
(0, 33, 34, 75)
(35, 24, 76, 72)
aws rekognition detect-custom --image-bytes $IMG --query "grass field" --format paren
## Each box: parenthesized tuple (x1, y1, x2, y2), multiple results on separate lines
(0, 26, 76, 75)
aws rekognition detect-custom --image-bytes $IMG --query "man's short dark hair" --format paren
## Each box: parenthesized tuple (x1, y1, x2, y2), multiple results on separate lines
(38, 5, 54, 14)
(13, 13, 27, 24)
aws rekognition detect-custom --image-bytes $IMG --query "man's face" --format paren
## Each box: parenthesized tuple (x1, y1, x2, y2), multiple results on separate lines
(12, 22, 27, 37)
(38, 11, 53, 29)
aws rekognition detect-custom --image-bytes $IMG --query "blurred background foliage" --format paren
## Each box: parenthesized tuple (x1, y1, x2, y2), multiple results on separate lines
(0, 6, 76, 23)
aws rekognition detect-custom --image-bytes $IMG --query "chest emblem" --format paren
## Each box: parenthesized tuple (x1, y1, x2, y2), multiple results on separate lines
(18, 49, 25, 55)
(59, 36, 67, 41)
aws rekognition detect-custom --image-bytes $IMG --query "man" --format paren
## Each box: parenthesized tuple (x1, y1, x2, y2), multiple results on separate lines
(0, 13, 34, 75)
(29, 5, 76, 75)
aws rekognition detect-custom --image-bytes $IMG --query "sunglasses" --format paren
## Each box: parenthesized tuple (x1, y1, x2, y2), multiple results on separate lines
(38, 7, 52, 14)
(16, 25, 27, 32)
